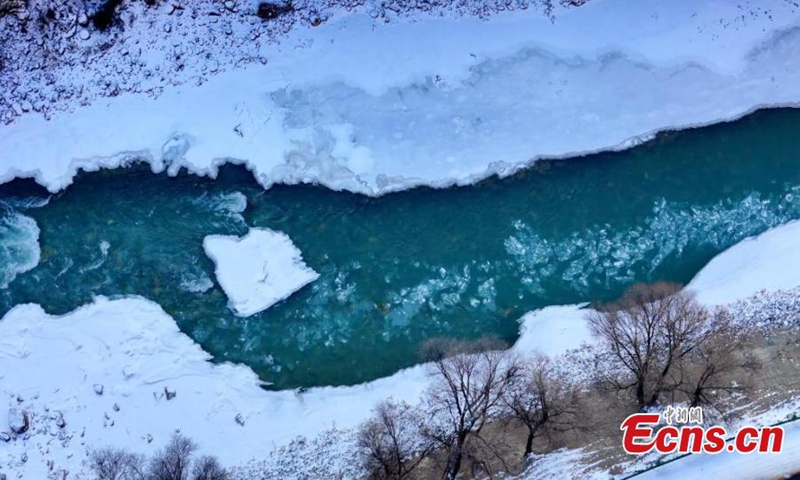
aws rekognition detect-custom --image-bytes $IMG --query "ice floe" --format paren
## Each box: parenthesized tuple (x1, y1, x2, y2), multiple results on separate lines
(203, 228, 319, 316)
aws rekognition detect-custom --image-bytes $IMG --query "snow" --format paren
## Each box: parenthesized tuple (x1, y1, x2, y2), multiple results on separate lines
(514, 304, 592, 357)
(0, 297, 429, 477)
(203, 228, 319, 316)
(636, 421, 800, 480)
(2, 0, 800, 195)
(6, 408, 28, 435)
(688, 220, 800, 306)
(3, 220, 800, 477)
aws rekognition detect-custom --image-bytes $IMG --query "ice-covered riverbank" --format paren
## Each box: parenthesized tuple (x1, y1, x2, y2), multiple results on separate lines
(3, 219, 800, 477)
(2, 0, 800, 195)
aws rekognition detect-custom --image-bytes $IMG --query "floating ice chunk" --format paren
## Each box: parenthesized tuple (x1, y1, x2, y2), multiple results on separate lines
(203, 228, 319, 316)
(180, 272, 214, 294)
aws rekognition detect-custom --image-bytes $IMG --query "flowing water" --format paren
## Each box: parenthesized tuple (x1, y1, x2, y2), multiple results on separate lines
(1, 108, 800, 389)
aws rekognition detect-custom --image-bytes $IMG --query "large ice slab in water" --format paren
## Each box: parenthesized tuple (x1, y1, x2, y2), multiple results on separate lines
(203, 228, 319, 316)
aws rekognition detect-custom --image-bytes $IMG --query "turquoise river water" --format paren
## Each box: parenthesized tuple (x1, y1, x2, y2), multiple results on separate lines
(1, 108, 800, 389)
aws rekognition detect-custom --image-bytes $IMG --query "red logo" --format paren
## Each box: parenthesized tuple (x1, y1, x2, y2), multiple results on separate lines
(621, 410, 783, 455)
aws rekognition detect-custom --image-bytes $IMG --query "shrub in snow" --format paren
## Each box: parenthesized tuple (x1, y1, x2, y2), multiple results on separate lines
(503, 355, 584, 457)
(92, 434, 228, 480)
(90, 447, 146, 480)
(147, 433, 197, 480)
(191, 455, 230, 480)
(356, 399, 432, 479)
(164, 387, 177, 401)
(587, 282, 755, 412)
(420, 338, 523, 480)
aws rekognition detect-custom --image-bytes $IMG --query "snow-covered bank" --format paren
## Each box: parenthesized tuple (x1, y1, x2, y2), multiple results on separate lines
(0, 296, 586, 477)
(635, 420, 800, 480)
(515, 305, 592, 356)
(0, 297, 430, 477)
(688, 220, 800, 306)
(2, 0, 800, 195)
(203, 228, 319, 316)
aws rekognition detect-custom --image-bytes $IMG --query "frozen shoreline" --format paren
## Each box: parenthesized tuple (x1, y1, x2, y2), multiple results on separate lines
(2, 0, 800, 196)
(4, 220, 800, 477)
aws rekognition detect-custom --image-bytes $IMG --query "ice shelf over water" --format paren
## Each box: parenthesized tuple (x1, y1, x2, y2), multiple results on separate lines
(1, 0, 800, 195)
(4, 220, 800, 477)
(203, 228, 319, 316)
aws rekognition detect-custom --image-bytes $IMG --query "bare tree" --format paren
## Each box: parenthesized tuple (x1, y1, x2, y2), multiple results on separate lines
(671, 308, 757, 412)
(147, 433, 197, 480)
(356, 399, 432, 479)
(191, 455, 229, 480)
(420, 338, 522, 480)
(587, 283, 715, 410)
(90, 447, 146, 480)
(503, 356, 583, 458)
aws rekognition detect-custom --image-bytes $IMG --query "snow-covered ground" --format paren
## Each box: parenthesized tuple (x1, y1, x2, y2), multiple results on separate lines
(2, 0, 800, 195)
(0, 297, 431, 477)
(4, 219, 800, 477)
(689, 219, 800, 306)
(203, 227, 319, 316)
(636, 420, 800, 480)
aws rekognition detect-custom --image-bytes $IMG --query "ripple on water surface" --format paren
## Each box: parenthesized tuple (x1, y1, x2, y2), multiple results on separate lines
(0, 203, 41, 289)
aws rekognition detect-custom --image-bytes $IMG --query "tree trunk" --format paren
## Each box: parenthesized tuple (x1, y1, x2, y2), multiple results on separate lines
(524, 430, 535, 457)
(636, 381, 646, 411)
(443, 434, 467, 480)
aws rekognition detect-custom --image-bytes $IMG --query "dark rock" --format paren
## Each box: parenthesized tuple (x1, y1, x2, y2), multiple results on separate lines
(256, 2, 293, 20)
